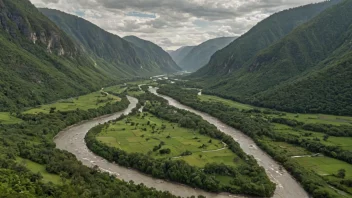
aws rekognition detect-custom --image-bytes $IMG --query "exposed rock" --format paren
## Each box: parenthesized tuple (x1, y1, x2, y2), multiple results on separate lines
(30, 32, 37, 44)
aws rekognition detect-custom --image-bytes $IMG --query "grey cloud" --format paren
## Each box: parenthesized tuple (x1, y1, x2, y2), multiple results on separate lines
(30, 0, 325, 50)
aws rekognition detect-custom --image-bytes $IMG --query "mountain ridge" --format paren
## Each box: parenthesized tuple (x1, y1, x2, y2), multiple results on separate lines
(40, 8, 180, 77)
(178, 37, 236, 72)
(191, 0, 343, 78)
(201, 0, 352, 115)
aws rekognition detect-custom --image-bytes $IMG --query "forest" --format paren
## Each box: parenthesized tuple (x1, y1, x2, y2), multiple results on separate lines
(0, 91, 185, 197)
(85, 92, 276, 197)
(158, 84, 352, 198)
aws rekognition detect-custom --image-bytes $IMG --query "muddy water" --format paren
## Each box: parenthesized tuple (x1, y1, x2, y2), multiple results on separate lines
(54, 96, 246, 198)
(149, 87, 309, 198)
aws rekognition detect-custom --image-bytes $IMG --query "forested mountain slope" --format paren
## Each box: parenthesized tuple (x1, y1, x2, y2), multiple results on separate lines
(123, 36, 181, 74)
(40, 9, 180, 76)
(169, 46, 194, 65)
(0, 0, 120, 111)
(191, 0, 342, 78)
(204, 0, 352, 115)
(179, 37, 236, 72)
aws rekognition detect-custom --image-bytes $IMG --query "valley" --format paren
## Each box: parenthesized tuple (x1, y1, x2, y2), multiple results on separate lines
(158, 82, 352, 197)
(1, 0, 351, 197)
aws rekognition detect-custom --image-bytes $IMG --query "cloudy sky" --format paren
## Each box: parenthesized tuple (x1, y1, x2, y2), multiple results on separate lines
(30, 0, 324, 50)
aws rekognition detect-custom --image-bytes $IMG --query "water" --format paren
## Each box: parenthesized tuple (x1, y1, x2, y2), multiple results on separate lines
(54, 89, 309, 198)
(149, 87, 309, 198)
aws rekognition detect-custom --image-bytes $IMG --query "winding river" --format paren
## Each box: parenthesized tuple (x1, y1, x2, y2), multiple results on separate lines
(54, 89, 309, 198)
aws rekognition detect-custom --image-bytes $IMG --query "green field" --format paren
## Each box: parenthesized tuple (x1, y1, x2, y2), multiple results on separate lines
(16, 157, 62, 184)
(104, 85, 127, 93)
(24, 91, 120, 114)
(294, 156, 352, 178)
(260, 137, 312, 157)
(0, 112, 23, 124)
(199, 94, 352, 126)
(97, 112, 242, 168)
(274, 124, 352, 151)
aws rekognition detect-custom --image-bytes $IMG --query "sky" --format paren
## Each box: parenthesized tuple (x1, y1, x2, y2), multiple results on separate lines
(30, 0, 325, 50)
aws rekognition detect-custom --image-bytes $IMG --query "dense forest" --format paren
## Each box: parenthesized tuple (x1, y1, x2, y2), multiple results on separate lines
(158, 84, 352, 198)
(191, 0, 342, 78)
(0, 92, 185, 197)
(86, 92, 276, 197)
(187, 0, 352, 116)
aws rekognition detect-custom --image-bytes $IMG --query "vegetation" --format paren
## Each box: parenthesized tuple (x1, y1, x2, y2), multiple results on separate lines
(86, 92, 276, 197)
(169, 46, 195, 65)
(16, 157, 62, 185)
(189, 0, 352, 116)
(0, 0, 130, 112)
(97, 112, 240, 168)
(0, 112, 23, 124)
(177, 37, 236, 72)
(159, 84, 352, 197)
(191, 0, 341, 78)
(24, 91, 120, 114)
(0, 89, 181, 197)
(41, 9, 181, 76)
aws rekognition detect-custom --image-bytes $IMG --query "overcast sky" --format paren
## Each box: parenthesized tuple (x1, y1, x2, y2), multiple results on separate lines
(30, 0, 324, 50)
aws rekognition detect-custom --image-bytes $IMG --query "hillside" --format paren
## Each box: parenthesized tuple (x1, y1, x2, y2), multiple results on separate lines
(123, 36, 181, 74)
(169, 46, 194, 65)
(0, 0, 122, 111)
(191, 0, 342, 78)
(40, 8, 180, 77)
(203, 0, 352, 115)
(179, 37, 236, 72)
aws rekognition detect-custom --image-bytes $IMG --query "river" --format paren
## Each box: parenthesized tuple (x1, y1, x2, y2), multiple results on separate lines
(54, 90, 309, 198)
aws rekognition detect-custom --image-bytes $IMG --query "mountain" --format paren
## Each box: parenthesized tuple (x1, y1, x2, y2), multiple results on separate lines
(123, 36, 181, 74)
(202, 0, 352, 115)
(191, 0, 342, 78)
(0, 0, 122, 111)
(178, 37, 236, 72)
(40, 8, 181, 77)
(169, 46, 195, 65)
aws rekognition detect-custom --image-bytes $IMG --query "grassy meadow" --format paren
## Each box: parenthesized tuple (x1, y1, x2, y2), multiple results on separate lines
(16, 157, 62, 184)
(0, 112, 23, 124)
(199, 94, 352, 126)
(96, 112, 243, 168)
(24, 91, 120, 114)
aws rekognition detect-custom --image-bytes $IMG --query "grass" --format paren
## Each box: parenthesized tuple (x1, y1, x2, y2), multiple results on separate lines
(16, 157, 62, 184)
(0, 112, 23, 124)
(104, 85, 127, 94)
(199, 94, 352, 126)
(294, 156, 352, 197)
(274, 124, 352, 151)
(24, 91, 120, 114)
(294, 156, 352, 179)
(96, 112, 242, 168)
(260, 137, 312, 157)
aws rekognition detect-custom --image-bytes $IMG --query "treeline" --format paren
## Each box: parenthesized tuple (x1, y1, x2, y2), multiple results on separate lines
(158, 84, 346, 198)
(271, 118, 352, 137)
(86, 92, 276, 197)
(0, 95, 183, 198)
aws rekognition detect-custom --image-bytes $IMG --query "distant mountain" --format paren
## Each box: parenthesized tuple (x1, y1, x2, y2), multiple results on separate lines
(40, 8, 180, 77)
(0, 0, 122, 111)
(191, 0, 342, 78)
(201, 0, 352, 115)
(169, 46, 195, 65)
(123, 36, 181, 74)
(179, 37, 236, 72)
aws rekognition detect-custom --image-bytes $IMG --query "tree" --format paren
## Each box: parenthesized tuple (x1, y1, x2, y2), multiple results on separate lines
(323, 135, 329, 141)
(337, 169, 346, 178)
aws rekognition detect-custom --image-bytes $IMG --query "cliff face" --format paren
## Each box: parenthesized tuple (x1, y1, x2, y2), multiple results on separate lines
(0, 0, 78, 56)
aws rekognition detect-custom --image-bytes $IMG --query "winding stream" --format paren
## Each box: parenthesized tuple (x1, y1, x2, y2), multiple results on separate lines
(149, 87, 309, 198)
(54, 88, 309, 198)
(54, 96, 243, 198)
